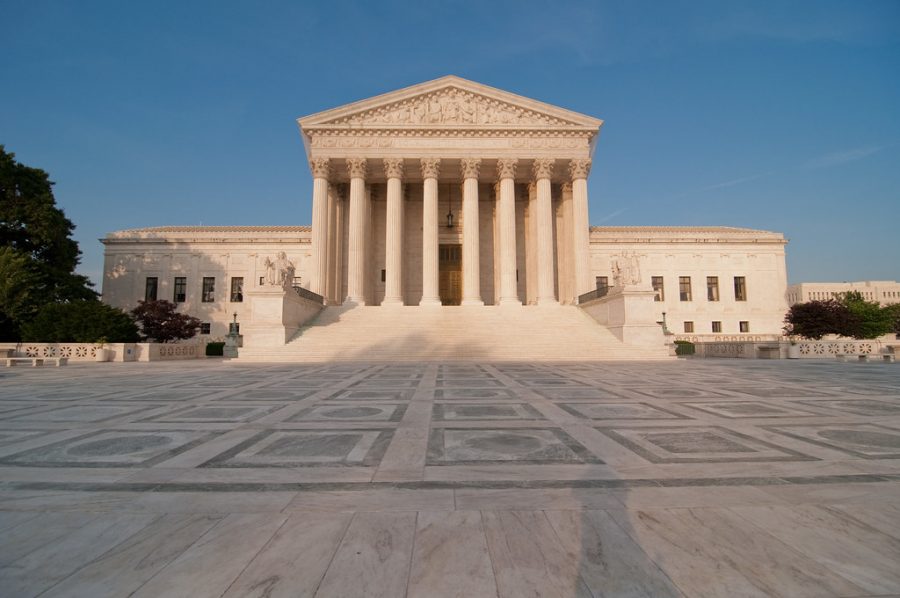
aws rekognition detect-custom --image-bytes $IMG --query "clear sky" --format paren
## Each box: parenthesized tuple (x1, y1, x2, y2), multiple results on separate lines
(2, 0, 898, 286)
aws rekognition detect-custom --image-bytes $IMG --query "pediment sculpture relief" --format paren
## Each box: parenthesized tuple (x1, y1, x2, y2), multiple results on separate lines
(326, 88, 578, 128)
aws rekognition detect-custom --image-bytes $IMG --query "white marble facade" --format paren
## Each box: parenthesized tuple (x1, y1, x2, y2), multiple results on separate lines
(101, 77, 789, 340)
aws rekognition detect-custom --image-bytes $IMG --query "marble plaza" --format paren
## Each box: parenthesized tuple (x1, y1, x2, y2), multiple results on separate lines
(1, 359, 899, 597)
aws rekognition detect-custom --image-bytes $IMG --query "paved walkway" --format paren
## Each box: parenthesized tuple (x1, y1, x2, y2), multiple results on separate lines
(0, 359, 898, 597)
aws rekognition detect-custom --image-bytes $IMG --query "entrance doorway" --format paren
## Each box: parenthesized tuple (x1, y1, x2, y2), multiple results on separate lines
(439, 244, 462, 305)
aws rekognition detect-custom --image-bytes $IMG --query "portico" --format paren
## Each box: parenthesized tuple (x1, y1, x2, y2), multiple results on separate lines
(299, 76, 601, 308)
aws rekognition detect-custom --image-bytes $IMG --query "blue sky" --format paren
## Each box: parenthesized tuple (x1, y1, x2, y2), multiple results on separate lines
(2, 0, 898, 286)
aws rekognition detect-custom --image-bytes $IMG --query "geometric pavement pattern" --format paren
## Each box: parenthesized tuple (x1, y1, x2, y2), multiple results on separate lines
(0, 358, 898, 597)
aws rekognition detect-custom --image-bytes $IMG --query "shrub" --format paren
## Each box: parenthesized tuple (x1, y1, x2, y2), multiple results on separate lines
(674, 340, 695, 356)
(21, 301, 139, 343)
(206, 342, 225, 356)
(131, 299, 200, 343)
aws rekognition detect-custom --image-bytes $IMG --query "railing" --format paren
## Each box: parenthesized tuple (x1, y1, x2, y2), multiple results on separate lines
(292, 286, 324, 304)
(577, 287, 609, 304)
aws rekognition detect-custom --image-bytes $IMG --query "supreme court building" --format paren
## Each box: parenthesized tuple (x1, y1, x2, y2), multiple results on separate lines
(102, 77, 789, 360)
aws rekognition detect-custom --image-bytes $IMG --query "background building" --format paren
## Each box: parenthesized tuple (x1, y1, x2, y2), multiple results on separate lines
(787, 281, 900, 305)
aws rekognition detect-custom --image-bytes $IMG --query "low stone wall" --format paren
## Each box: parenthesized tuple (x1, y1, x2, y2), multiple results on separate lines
(0, 342, 205, 362)
(687, 339, 891, 360)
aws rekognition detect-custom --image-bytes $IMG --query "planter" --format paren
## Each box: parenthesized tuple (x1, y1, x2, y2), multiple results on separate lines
(95, 348, 110, 362)
(787, 344, 801, 359)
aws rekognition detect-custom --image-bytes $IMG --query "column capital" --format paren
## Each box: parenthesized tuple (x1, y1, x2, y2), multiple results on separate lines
(496, 158, 518, 180)
(383, 158, 405, 180)
(310, 157, 331, 179)
(568, 158, 592, 180)
(460, 157, 482, 180)
(346, 157, 368, 179)
(532, 158, 555, 181)
(420, 157, 441, 179)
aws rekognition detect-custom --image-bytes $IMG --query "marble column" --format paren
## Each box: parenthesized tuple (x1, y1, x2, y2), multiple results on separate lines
(497, 158, 520, 305)
(569, 159, 593, 299)
(420, 158, 441, 306)
(533, 158, 557, 305)
(346, 157, 368, 305)
(310, 158, 330, 297)
(325, 181, 338, 303)
(332, 186, 345, 303)
(460, 158, 483, 305)
(382, 158, 405, 305)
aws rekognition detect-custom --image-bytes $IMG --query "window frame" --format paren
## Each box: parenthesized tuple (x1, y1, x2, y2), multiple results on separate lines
(706, 276, 719, 302)
(173, 277, 186, 303)
(712, 321, 722, 333)
(651, 276, 664, 302)
(679, 276, 692, 301)
(202, 277, 215, 303)
(683, 321, 694, 333)
(734, 276, 747, 301)
(144, 277, 158, 302)
(230, 277, 244, 303)
(739, 320, 750, 333)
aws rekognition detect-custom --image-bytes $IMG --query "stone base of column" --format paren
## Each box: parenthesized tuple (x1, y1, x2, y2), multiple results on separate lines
(381, 297, 404, 306)
(345, 297, 367, 306)
(499, 297, 522, 306)
(419, 297, 442, 307)
(461, 298, 484, 306)
(537, 296, 559, 306)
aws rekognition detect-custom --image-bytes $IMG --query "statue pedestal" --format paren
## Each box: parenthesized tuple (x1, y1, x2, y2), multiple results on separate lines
(580, 284, 665, 348)
(223, 334, 240, 358)
(242, 286, 323, 347)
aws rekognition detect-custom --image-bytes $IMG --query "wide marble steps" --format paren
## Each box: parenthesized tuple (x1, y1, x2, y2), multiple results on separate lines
(236, 304, 671, 362)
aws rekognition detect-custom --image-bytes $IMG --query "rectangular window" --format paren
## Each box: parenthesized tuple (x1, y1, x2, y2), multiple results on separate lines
(712, 321, 722, 333)
(734, 276, 747, 301)
(144, 277, 158, 301)
(200, 322, 211, 335)
(684, 321, 694, 333)
(230, 277, 244, 302)
(707, 276, 719, 301)
(381, 269, 386, 282)
(202, 277, 215, 303)
(679, 276, 692, 301)
(739, 321, 750, 333)
(651, 276, 664, 301)
(173, 277, 186, 303)
(596, 276, 609, 297)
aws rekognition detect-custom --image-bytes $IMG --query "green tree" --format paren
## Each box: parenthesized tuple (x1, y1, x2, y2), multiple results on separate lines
(0, 146, 95, 339)
(21, 301, 139, 343)
(839, 291, 894, 339)
(131, 300, 200, 343)
(0, 247, 42, 339)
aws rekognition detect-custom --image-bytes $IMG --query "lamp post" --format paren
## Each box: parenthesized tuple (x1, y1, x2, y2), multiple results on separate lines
(224, 312, 240, 358)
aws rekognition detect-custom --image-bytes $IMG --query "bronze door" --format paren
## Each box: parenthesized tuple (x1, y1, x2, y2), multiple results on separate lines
(439, 244, 462, 305)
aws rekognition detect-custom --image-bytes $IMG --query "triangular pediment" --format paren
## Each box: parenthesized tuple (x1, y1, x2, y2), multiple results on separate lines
(298, 76, 602, 130)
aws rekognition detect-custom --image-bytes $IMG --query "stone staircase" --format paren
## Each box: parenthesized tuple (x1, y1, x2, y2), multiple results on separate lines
(236, 304, 671, 362)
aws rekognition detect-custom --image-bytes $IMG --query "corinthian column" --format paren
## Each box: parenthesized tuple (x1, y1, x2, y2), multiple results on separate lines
(420, 158, 441, 306)
(310, 158, 330, 297)
(460, 158, 483, 305)
(497, 158, 521, 305)
(569, 159, 593, 299)
(346, 157, 368, 305)
(533, 158, 557, 305)
(382, 158, 405, 305)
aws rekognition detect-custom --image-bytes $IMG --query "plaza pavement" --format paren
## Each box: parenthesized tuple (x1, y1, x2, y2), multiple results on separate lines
(0, 358, 898, 597)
